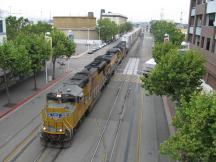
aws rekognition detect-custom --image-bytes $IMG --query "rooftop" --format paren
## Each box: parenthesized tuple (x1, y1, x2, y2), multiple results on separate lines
(102, 13, 128, 19)
(53, 16, 96, 19)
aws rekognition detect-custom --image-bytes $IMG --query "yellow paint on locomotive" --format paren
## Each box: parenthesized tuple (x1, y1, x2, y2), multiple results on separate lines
(40, 41, 127, 145)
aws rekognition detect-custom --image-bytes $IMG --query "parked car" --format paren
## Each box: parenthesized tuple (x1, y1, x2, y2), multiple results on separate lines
(87, 49, 95, 54)
(142, 58, 156, 77)
(102, 43, 106, 47)
(87, 48, 97, 54)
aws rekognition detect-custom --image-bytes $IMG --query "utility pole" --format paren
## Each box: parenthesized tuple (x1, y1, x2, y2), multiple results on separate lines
(180, 11, 183, 24)
(160, 8, 164, 20)
(9, 6, 12, 16)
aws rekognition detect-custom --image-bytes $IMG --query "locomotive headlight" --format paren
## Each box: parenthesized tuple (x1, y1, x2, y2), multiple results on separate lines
(43, 126, 46, 131)
(57, 94, 62, 98)
(59, 128, 63, 132)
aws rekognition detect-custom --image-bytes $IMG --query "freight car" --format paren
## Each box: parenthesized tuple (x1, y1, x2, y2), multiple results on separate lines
(121, 27, 142, 53)
(40, 30, 137, 147)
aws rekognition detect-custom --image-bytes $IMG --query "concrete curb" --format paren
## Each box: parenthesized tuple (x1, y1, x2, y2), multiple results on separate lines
(0, 71, 73, 119)
(70, 50, 88, 59)
(162, 96, 176, 135)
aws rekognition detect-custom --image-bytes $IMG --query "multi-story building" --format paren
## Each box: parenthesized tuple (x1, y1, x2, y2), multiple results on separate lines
(188, 0, 216, 89)
(0, 17, 7, 44)
(101, 10, 128, 25)
(53, 12, 98, 44)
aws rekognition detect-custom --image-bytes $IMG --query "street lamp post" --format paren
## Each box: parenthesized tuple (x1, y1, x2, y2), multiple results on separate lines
(45, 32, 52, 84)
(87, 28, 90, 51)
(98, 27, 100, 42)
(80, 26, 97, 51)
(164, 33, 169, 43)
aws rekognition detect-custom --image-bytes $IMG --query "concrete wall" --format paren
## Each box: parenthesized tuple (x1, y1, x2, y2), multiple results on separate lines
(102, 16, 127, 25)
(61, 29, 98, 40)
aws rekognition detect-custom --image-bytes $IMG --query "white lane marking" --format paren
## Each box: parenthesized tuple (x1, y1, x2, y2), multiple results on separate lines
(133, 58, 140, 75)
(123, 58, 140, 76)
(127, 58, 136, 75)
(123, 59, 130, 74)
(131, 58, 137, 75)
(123, 58, 133, 74)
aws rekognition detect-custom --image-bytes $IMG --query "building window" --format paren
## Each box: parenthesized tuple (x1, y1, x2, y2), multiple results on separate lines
(192, 0, 196, 7)
(208, 14, 215, 26)
(195, 36, 200, 46)
(188, 34, 193, 43)
(206, 13, 215, 26)
(190, 16, 195, 26)
(213, 39, 216, 53)
(197, 0, 202, 4)
(206, 38, 211, 51)
(197, 0, 206, 4)
(201, 37, 205, 48)
(196, 15, 202, 27)
(0, 20, 3, 33)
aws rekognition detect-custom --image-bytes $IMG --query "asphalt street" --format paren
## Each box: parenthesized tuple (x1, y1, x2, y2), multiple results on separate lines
(0, 32, 171, 162)
(0, 41, 120, 161)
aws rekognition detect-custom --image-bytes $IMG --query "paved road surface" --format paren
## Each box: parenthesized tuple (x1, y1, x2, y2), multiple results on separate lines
(0, 33, 171, 162)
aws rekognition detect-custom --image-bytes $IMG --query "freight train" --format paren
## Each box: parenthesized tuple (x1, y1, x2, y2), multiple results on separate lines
(121, 27, 142, 53)
(40, 28, 142, 147)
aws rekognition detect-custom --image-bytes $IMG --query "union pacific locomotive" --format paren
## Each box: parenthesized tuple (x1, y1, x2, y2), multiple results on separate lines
(40, 28, 141, 146)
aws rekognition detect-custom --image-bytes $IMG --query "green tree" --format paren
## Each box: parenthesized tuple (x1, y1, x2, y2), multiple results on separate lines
(161, 92, 216, 161)
(152, 43, 177, 63)
(119, 22, 133, 34)
(15, 33, 51, 90)
(24, 21, 53, 35)
(6, 16, 30, 40)
(141, 49, 205, 101)
(111, 21, 118, 38)
(0, 41, 31, 103)
(97, 18, 118, 41)
(51, 29, 76, 79)
(151, 20, 184, 46)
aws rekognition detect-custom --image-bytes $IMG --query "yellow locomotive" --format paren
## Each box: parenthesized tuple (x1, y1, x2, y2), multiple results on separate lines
(40, 42, 126, 146)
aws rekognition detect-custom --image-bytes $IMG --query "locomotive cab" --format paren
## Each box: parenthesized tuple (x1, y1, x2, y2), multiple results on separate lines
(40, 85, 83, 146)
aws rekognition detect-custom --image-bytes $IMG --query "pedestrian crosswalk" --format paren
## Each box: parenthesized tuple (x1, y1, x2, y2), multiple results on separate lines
(112, 74, 140, 83)
(123, 58, 140, 75)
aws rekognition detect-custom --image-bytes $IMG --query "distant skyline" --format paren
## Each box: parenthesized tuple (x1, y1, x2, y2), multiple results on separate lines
(0, 0, 190, 23)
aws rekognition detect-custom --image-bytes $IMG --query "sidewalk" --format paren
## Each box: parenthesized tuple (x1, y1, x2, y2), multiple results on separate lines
(0, 45, 87, 118)
(162, 96, 176, 135)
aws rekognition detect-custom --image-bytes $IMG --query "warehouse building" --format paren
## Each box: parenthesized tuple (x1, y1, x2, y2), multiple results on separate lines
(53, 12, 99, 44)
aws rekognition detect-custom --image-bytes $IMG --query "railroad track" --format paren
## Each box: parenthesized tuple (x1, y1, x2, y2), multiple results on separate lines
(0, 112, 41, 151)
(89, 38, 143, 162)
(3, 124, 40, 162)
(33, 146, 63, 162)
(89, 72, 133, 162)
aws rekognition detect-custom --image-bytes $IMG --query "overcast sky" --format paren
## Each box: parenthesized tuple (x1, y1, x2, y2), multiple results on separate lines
(0, 0, 190, 23)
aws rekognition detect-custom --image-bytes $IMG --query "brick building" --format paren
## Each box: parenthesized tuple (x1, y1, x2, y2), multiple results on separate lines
(188, 0, 216, 89)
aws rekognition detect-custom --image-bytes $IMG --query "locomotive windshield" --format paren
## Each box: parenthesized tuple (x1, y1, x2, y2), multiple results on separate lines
(47, 93, 76, 103)
(47, 101, 75, 111)
(46, 93, 77, 111)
